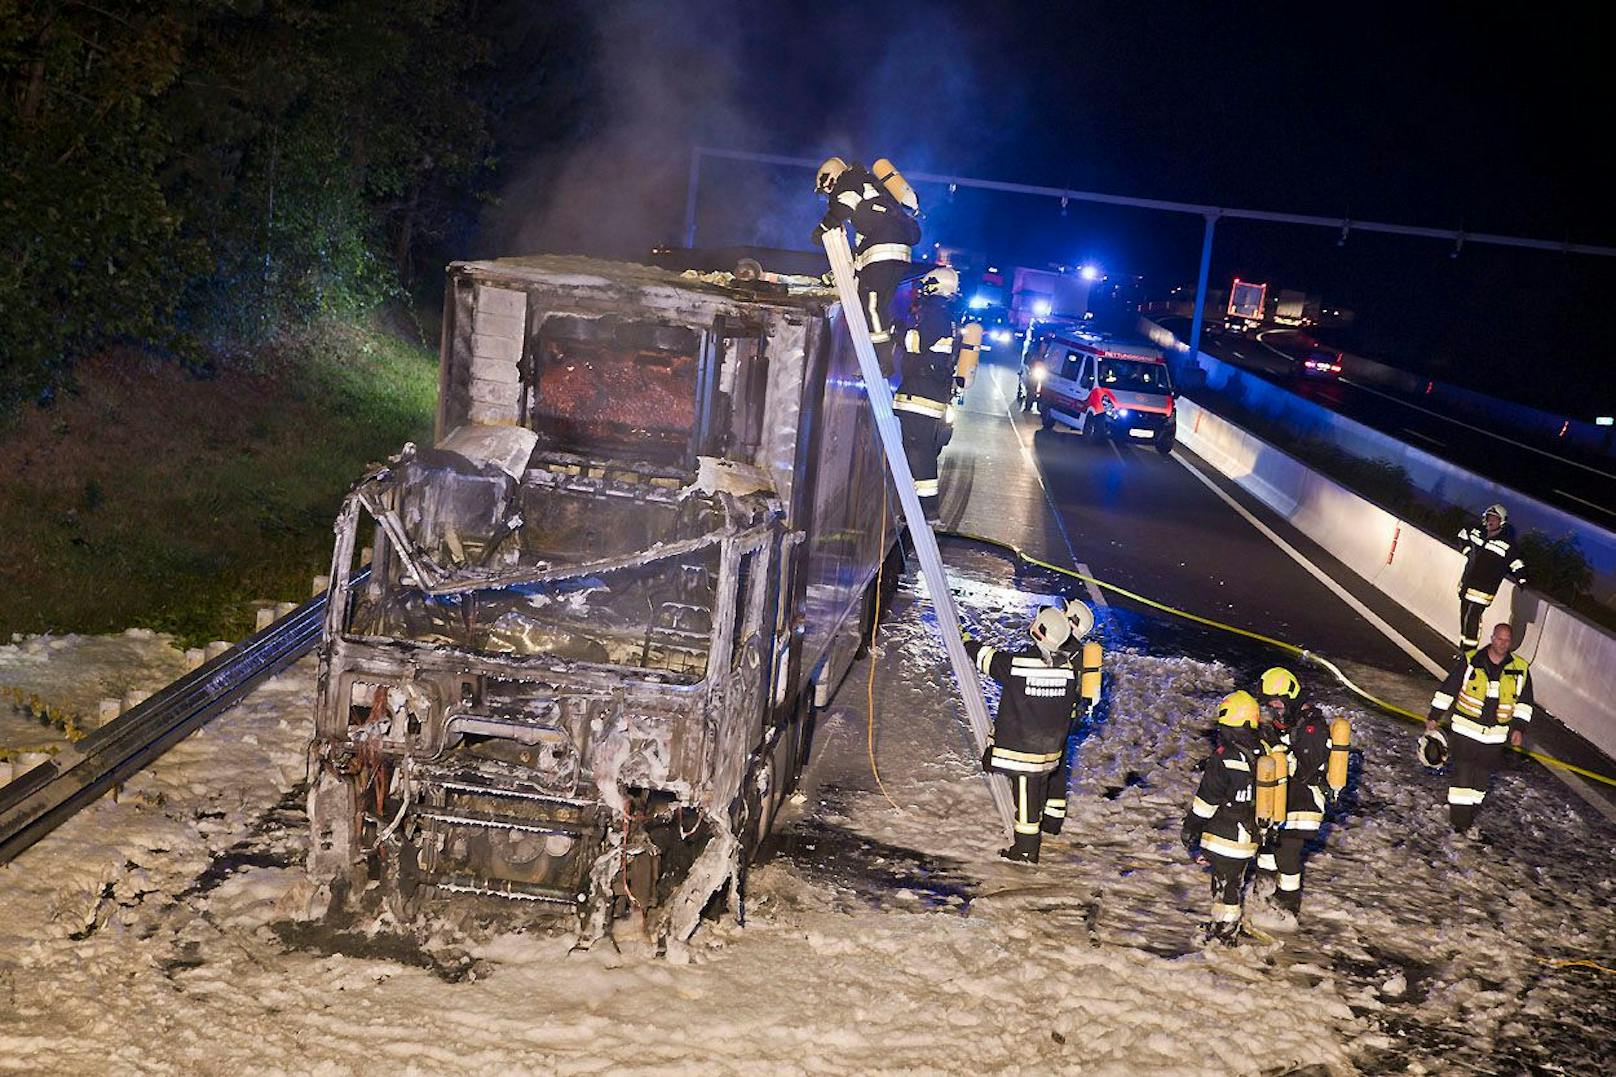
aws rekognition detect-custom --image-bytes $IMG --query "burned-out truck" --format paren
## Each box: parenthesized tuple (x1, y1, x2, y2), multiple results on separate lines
(307, 256, 900, 943)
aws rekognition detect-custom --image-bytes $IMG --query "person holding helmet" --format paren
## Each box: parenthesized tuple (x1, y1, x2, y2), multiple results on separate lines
(1251, 666, 1333, 921)
(811, 156, 922, 378)
(890, 266, 961, 523)
(1456, 504, 1527, 650)
(1182, 690, 1263, 944)
(1427, 622, 1535, 840)
(1040, 598, 1103, 836)
(964, 606, 1085, 863)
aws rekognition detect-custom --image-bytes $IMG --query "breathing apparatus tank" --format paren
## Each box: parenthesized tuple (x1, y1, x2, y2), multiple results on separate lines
(1327, 716, 1351, 793)
(956, 322, 982, 388)
(1255, 749, 1288, 825)
(1080, 641, 1102, 705)
(871, 158, 920, 215)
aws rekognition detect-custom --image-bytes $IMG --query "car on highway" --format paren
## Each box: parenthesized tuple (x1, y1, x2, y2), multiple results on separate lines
(1294, 346, 1343, 379)
(1025, 329, 1177, 453)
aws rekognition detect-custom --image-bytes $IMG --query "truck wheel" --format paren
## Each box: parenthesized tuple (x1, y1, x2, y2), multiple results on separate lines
(1155, 429, 1175, 455)
(1040, 407, 1056, 431)
(1080, 415, 1102, 442)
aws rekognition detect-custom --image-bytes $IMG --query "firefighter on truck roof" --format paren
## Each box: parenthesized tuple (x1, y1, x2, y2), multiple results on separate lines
(1456, 503, 1526, 651)
(890, 266, 961, 524)
(1426, 622, 1535, 840)
(812, 157, 921, 378)
(1182, 691, 1262, 945)
(964, 607, 1086, 864)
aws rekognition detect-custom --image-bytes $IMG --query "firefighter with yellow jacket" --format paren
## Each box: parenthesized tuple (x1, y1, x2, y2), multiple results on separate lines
(1426, 622, 1534, 839)
(1182, 691, 1263, 944)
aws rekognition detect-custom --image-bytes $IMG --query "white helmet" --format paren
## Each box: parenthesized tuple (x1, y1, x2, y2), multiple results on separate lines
(1417, 728, 1449, 769)
(815, 157, 849, 195)
(921, 266, 960, 297)
(1064, 598, 1094, 641)
(1483, 503, 1508, 524)
(1030, 606, 1073, 656)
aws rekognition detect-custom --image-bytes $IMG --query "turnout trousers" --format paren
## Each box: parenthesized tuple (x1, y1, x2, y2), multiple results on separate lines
(856, 259, 909, 379)
(895, 404, 946, 522)
(1003, 769, 1053, 862)
(1459, 591, 1494, 650)
(1206, 850, 1249, 926)
(1255, 830, 1308, 914)
(1448, 732, 1504, 831)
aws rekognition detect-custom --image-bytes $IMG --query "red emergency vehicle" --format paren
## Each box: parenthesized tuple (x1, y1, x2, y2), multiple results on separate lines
(1023, 330, 1176, 453)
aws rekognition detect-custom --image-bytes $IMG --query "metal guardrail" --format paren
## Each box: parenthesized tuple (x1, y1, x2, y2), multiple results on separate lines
(0, 576, 360, 865)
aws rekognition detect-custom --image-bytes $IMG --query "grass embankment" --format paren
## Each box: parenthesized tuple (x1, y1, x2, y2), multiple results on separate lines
(0, 320, 437, 647)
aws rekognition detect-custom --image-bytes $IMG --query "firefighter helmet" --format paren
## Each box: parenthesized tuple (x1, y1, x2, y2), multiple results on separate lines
(1259, 667, 1301, 700)
(1030, 606, 1073, 654)
(1483, 503, 1508, 524)
(1417, 728, 1449, 769)
(921, 266, 960, 297)
(1216, 690, 1260, 729)
(1065, 597, 1094, 641)
(815, 157, 849, 195)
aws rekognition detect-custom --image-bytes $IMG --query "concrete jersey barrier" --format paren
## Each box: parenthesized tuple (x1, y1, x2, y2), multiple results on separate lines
(1154, 336, 1616, 605)
(1175, 395, 1616, 763)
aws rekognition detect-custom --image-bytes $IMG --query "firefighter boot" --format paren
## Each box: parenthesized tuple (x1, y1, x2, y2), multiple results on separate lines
(1000, 831, 1041, 864)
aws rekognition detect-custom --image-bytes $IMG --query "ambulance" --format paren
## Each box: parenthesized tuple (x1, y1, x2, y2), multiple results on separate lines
(1024, 329, 1177, 453)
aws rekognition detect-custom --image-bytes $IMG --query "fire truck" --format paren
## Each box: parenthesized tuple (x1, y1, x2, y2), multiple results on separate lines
(1021, 329, 1176, 453)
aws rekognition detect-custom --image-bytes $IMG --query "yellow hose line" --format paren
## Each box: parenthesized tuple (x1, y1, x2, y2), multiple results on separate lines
(939, 529, 1616, 791)
(1533, 957, 1616, 976)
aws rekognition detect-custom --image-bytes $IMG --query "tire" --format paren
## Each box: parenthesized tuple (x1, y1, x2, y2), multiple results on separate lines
(1155, 428, 1175, 455)
(1081, 413, 1102, 442)
(1040, 407, 1057, 431)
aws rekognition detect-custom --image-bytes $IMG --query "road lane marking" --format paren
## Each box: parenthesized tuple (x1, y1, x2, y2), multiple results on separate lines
(1401, 426, 1445, 447)
(1552, 489, 1616, 518)
(1168, 448, 1446, 679)
(989, 369, 1107, 608)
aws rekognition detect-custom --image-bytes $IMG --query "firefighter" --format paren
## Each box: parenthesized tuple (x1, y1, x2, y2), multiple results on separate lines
(964, 607, 1084, 863)
(1182, 691, 1262, 944)
(890, 266, 960, 522)
(1427, 621, 1534, 839)
(1041, 598, 1102, 837)
(1456, 504, 1527, 650)
(812, 156, 921, 378)
(1251, 667, 1332, 920)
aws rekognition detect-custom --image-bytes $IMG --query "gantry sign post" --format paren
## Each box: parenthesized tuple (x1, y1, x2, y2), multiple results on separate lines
(683, 147, 1616, 379)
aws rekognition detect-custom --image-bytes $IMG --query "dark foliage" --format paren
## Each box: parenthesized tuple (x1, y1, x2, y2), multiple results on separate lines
(1, 0, 587, 403)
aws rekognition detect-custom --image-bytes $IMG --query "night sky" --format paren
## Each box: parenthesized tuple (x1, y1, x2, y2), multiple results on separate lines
(487, 2, 1614, 411)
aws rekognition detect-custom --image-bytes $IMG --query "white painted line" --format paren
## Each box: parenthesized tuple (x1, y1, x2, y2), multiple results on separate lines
(1169, 448, 1447, 679)
(1231, 350, 1247, 360)
(1401, 426, 1445, 448)
(990, 367, 1103, 609)
(1552, 488, 1616, 519)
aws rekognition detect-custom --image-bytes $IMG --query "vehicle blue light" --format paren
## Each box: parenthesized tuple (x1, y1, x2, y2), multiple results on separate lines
(1032, 299, 1052, 317)
(1080, 265, 1100, 282)
(968, 295, 989, 310)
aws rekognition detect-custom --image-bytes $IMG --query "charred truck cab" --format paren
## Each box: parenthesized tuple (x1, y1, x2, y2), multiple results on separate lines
(308, 257, 899, 946)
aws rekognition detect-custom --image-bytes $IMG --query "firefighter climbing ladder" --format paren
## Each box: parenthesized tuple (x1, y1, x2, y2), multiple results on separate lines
(821, 230, 1017, 836)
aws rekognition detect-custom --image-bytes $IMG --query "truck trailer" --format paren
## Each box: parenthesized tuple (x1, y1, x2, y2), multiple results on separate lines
(306, 256, 901, 947)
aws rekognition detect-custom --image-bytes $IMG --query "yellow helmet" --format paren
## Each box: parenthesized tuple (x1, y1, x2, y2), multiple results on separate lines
(815, 157, 849, 194)
(1258, 667, 1300, 700)
(1216, 690, 1260, 729)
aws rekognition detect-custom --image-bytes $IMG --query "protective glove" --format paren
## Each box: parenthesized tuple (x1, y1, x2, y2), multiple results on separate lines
(1180, 821, 1201, 857)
